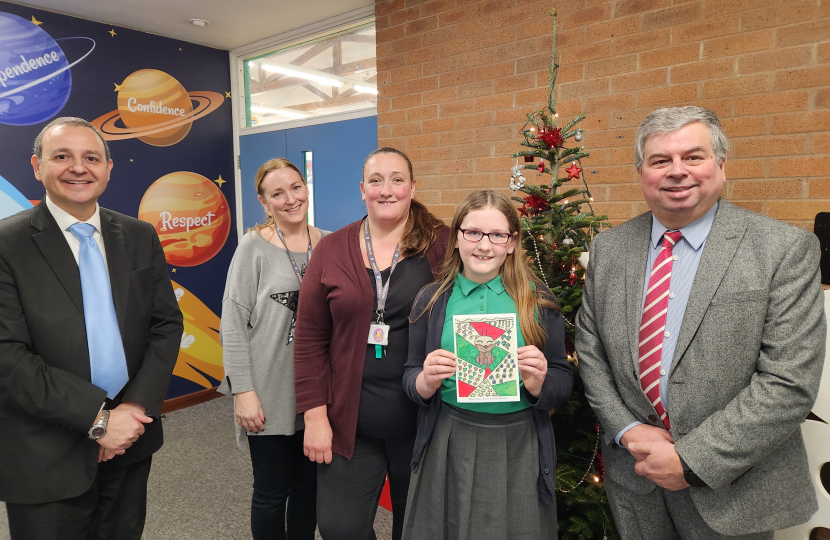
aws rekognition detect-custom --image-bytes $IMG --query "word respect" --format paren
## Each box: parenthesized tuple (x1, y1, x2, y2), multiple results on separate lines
(160, 211, 215, 232)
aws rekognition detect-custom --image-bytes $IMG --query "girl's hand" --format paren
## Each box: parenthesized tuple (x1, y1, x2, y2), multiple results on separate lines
(416, 349, 457, 400)
(518, 345, 547, 398)
(235, 391, 266, 433)
(303, 406, 333, 464)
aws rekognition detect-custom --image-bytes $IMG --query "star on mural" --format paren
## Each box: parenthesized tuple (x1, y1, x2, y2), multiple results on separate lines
(272, 291, 300, 345)
(114, 83, 122, 91)
(225, 91, 231, 98)
(214, 175, 226, 188)
(108, 29, 117, 37)
(171, 268, 177, 273)
(31, 16, 42, 25)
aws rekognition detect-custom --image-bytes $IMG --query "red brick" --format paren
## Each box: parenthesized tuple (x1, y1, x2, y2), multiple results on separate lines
(407, 133, 440, 149)
(515, 87, 549, 106)
(694, 98, 732, 119)
(376, 24, 406, 45)
(421, 0, 457, 18)
(701, 74, 769, 99)
(731, 179, 802, 199)
(615, 0, 671, 17)
(768, 201, 829, 220)
(588, 128, 637, 148)
(390, 6, 422, 27)
(614, 29, 671, 55)
(732, 136, 807, 157)
(638, 84, 699, 107)
(423, 57, 457, 76)
(423, 87, 457, 104)
(561, 42, 613, 64)
(777, 19, 830, 47)
(726, 158, 764, 179)
(474, 27, 516, 50)
(456, 112, 493, 129)
(437, 4, 479, 27)
(392, 64, 423, 83)
(608, 108, 651, 129)
(406, 76, 439, 94)
(455, 142, 493, 158)
(586, 93, 636, 113)
(673, 16, 740, 43)
(475, 93, 514, 111)
(671, 59, 734, 84)
(808, 178, 830, 198)
(640, 44, 700, 70)
(477, 61, 516, 81)
(562, 5, 613, 29)
(740, 1, 820, 31)
(702, 30, 773, 59)
(405, 15, 438, 36)
(438, 37, 477, 58)
(439, 129, 473, 145)
(774, 66, 830, 92)
(495, 74, 535, 94)
(406, 45, 440, 65)
(407, 105, 439, 121)
(586, 17, 640, 43)
(738, 47, 813, 75)
(590, 201, 637, 219)
(608, 184, 646, 201)
(380, 82, 407, 98)
(375, 0, 405, 17)
(458, 81, 495, 99)
(423, 117, 455, 133)
(721, 116, 767, 137)
(440, 69, 475, 87)
(421, 26, 457, 46)
(560, 78, 610, 100)
(728, 200, 764, 213)
(819, 89, 830, 109)
(812, 134, 830, 154)
(819, 43, 830, 64)
(439, 99, 475, 117)
(391, 93, 422, 110)
(641, 3, 701, 30)
(393, 122, 423, 137)
(476, 125, 512, 142)
(612, 69, 668, 92)
(771, 111, 830, 134)
(769, 156, 830, 177)
(585, 55, 638, 79)
(735, 91, 808, 116)
(702, 0, 773, 17)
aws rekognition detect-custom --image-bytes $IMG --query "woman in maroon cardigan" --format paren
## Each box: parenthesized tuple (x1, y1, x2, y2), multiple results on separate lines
(294, 147, 449, 540)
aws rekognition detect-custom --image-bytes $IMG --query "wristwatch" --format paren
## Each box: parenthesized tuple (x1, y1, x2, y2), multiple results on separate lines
(88, 409, 110, 440)
(680, 457, 707, 488)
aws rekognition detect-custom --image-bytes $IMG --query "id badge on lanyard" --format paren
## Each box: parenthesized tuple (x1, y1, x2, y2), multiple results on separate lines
(364, 219, 400, 359)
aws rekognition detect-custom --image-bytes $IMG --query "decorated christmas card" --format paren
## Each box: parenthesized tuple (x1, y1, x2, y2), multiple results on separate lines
(453, 313, 520, 402)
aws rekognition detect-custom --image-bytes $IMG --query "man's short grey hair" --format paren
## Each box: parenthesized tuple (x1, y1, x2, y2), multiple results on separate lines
(635, 106, 727, 169)
(33, 117, 111, 163)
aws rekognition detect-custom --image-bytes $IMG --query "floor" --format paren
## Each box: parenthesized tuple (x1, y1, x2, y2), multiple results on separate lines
(0, 396, 393, 539)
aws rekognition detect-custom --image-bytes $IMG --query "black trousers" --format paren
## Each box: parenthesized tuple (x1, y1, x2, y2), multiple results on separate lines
(316, 432, 415, 540)
(6, 456, 152, 540)
(248, 431, 317, 540)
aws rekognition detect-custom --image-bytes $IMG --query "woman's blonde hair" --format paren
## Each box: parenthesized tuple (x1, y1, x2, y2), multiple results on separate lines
(363, 147, 443, 258)
(249, 158, 306, 233)
(414, 190, 558, 349)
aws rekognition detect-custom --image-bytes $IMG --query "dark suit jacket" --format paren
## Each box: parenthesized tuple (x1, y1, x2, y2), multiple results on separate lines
(576, 200, 825, 535)
(0, 201, 183, 504)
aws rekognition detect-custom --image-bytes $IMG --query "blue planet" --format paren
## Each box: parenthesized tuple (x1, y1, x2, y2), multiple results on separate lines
(0, 12, 89, 126)
(0, 173, 33, 220)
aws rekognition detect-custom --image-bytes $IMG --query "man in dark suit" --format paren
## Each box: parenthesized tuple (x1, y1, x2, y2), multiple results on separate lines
(0, 117, 183, 539)
(576, 106, 825, 538)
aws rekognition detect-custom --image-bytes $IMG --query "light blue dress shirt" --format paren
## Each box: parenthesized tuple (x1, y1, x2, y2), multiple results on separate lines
(615, 202, 718, 446)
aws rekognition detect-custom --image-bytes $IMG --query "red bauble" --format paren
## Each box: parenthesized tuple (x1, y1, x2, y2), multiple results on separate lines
(565, 161, 583, 180)
(538, 127, 564, 149)
(538, 160, 545, 173)
(569, 270, 577, 285)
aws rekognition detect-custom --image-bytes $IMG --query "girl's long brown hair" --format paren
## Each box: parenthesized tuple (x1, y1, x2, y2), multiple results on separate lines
(363, 147, 443, 258)
(413, 190, 558, 349)
(249, 158, 306, 233)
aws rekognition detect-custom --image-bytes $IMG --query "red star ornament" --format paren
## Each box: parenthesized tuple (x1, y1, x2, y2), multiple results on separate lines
(565, 161, 582, 180)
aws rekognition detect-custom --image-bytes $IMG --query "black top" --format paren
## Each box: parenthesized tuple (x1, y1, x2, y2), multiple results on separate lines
(357, 255, 435, 437)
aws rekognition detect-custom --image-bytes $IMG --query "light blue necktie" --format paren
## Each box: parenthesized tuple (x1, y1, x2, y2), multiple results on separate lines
(69, 223, 129, 399)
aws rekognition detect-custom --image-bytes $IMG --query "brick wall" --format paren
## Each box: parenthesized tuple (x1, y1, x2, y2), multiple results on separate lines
(374, 0, 830, 229)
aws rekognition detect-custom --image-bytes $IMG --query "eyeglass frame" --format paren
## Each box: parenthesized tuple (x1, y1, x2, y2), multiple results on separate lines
(457, 228, 515, 245)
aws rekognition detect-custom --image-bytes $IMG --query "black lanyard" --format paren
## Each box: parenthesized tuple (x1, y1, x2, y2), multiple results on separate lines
(363, 218, 401, 324)
(274, 225, 313, 286)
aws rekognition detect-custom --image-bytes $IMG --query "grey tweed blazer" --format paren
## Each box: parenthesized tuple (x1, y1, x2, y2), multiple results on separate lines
(575, 199, 825, 535)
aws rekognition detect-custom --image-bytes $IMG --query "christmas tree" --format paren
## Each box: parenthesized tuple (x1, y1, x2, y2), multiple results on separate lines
(509, 10, 616, 540)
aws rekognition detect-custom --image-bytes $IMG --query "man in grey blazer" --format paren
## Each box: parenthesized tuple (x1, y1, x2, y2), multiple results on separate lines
(576, 106, 825, 539)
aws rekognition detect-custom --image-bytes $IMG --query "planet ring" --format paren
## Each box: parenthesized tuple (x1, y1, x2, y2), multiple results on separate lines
(0, 37, 96, 101)
(91, 91, 224, 141)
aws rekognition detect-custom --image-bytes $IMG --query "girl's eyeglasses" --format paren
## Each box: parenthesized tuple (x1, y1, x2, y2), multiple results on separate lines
(458, 228, 512, 244)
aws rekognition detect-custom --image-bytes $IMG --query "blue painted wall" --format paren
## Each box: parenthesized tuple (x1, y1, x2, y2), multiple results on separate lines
(239, 115, 377, 233)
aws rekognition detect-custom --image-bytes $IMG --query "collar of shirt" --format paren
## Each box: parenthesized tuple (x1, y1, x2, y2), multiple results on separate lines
(456, 273, 506, 296)
(45, 195, 103, 234)
(650, 200, 718, 251)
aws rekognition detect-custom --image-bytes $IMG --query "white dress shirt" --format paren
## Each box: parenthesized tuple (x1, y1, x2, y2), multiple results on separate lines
(44, 195, 110, 278)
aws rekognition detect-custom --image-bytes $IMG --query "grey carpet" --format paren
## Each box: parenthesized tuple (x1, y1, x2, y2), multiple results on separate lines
(0, 396, 393, 539)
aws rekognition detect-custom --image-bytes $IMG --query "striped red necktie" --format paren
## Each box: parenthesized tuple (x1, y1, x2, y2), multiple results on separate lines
(638, 230, 682, 430)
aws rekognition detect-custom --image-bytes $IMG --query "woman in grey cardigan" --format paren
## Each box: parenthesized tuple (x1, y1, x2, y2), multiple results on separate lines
(218, 158, 329, 540)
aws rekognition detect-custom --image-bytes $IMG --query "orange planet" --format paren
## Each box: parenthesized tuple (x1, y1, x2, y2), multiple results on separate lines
(91, 69, 224, 147)
(138, 172, 231, 266)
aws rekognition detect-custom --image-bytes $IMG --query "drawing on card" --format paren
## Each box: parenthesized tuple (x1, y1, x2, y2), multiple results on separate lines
(453, 313, 520, 402)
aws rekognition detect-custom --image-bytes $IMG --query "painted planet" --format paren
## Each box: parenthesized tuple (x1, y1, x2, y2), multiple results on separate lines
(0, 172, 33, 220)
(138, 171, 230, 267)
(91, 69, 224, 147)
(0, 12, 90, 126)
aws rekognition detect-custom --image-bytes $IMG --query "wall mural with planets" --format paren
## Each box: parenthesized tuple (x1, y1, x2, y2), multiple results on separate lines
(0, 2, 237, 400)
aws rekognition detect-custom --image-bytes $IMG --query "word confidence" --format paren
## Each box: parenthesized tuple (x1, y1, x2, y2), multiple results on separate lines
(160, 211, 215, 232)
(126, 98, 187, 117)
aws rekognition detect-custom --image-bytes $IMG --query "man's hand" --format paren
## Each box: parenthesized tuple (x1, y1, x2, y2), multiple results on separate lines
(234, 391, 266, 433)
(96, 408, 153, 455)
(627, 440, 690, 491)
(620, 424, 674, 460)
(303, 406, 333, 464)
(114, 401, 147, 415)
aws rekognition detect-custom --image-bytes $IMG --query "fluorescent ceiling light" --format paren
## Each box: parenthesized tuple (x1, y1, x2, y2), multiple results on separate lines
(353, 85, 378, 95)
(250, 106, 307, 119)
(258, 62, 342, 87)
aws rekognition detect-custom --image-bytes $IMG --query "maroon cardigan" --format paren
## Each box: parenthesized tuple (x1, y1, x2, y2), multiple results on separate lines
(294, 218, 450, 459)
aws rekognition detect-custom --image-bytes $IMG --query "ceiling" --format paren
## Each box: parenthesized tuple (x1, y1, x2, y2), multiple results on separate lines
(8, 0, 374, 50)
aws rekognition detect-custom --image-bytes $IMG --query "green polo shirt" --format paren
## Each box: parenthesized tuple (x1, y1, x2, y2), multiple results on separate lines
(440, 273, 530, 413)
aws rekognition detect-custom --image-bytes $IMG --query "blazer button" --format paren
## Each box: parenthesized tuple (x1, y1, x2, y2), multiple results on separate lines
(648, 414, 658, 424)
(543, 468, 549, 474)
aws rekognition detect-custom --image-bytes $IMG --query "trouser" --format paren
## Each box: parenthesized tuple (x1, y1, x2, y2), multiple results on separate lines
(604, 476, 774, 540)
(316, 432, 415, 540)
(6, 456, 152, 540)
(247, 431, 317, 540)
